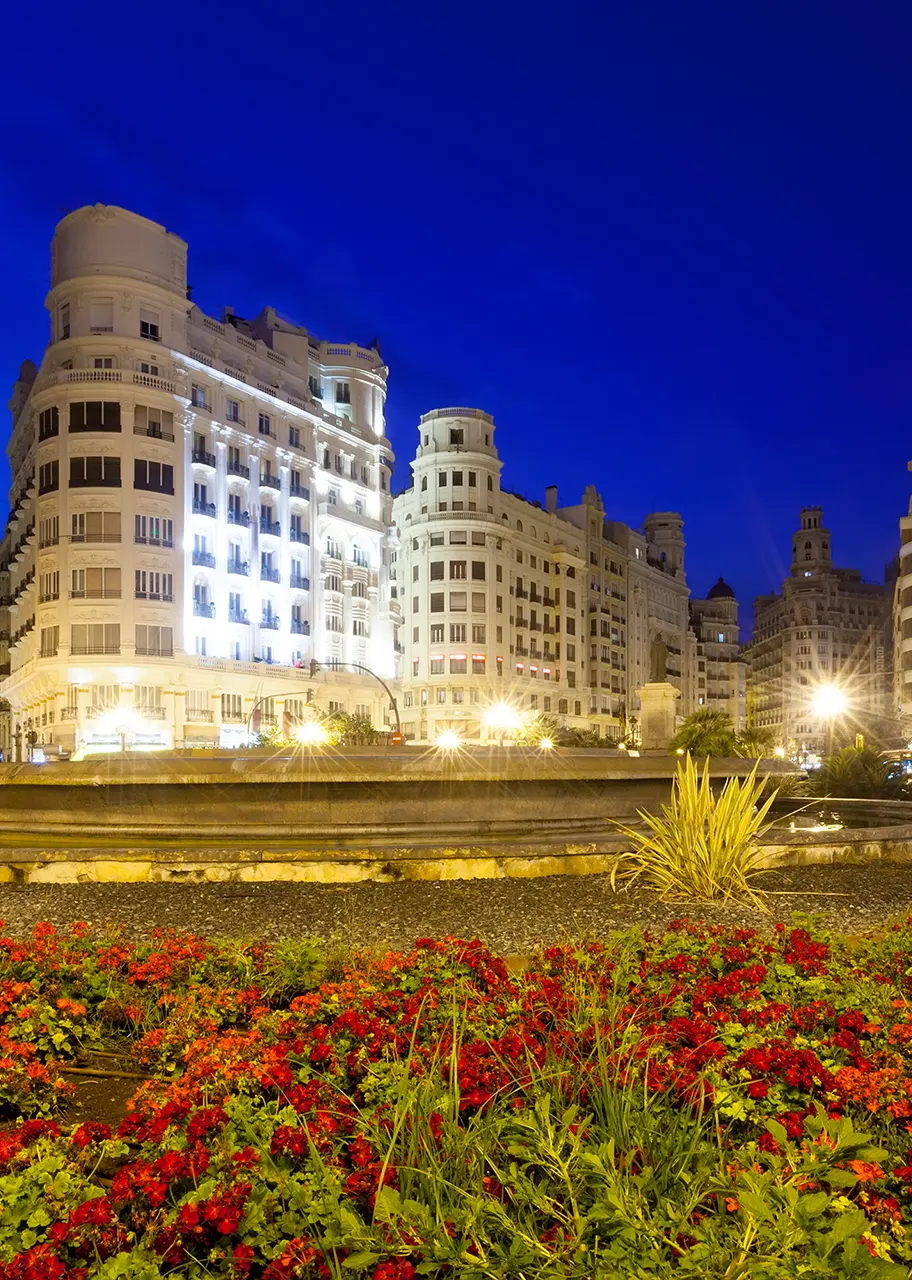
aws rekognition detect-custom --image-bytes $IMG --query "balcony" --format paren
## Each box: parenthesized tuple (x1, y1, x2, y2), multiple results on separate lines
(290, 528, 310, 545)
(134, 424, 175, 442)
(71, 533, 121, 544)
(135, 536, 174, 548)
(290, 575, 310, 591)
(260, 567, 281, 584)
(135, 645, 173, 657)
(192, 499, 216, 518)
(228, 510, 250, 528)
(192, 550, 216, 568)
(222, 710, 246, 723)
(514, 588, 528, 600)
(229, 609, 249, 625)
(193, 600, 215, 618)
(260, 474, 281, 492)
(187, 709, 214, 722)
(260, 616, 280, 631)
(228, 560, 250, 577)
(191, 399, 212, 414)
(70, 589, 121, 599)
(289, 484, 311, 500)
(259, 518, 281, 537)
(192, 449, 217, 468)
(290, 619, 310, 635)
(228, 462, 250, 480)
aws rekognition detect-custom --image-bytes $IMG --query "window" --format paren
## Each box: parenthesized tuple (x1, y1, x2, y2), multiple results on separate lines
(450, 561, 467, 579)
(325, 537, 340, 558)
(449, 530, 467, 545)
(470, 561, 486, 581)
(69, 456, 121, 487)
(39, 516, 59, 547)
(134, 459, 174, 493)
(258, 413, 272, 436)
(134, 515, 173, 546)
(326, 574, 342, 593)
(353, 619, 368, 637)
(430, 534, 444, 547)
(40, 571, 59, 602)
(134, 405, 174, 438)
(289, 425, 300, 448)
(450, 591, 467, 612)
(352, 545, 369, 568)
(134, 624, 171, 655)
(429, 562, 445, 582)
(139, 361, 159, 376)
(39, 625, 59, 658)
(196, 637, 208, 656)
(135, 570, 173, 601)
(449, 428, 463, 445)
(452, 471, 464, 487)
(69, 401, 121, 432)
(335, 381, 351, 404)
(71, 567, 121, 599)
(191, 384, 209, 409)
(93, 358, 114, 372)
(430, 593, 445, 613)
(71, 623, 120, 655)
(472, 623, 486, 644)
(38, 461, 58, 494)
(326, 615, 343, 633)
(38, 407, 59, 440)
(59, 303, 70, 339)
(226, 398, 241, 422)
(140, 309, 160, 342)
(450, 623, 466, 643)
(472, 592, 486, 612)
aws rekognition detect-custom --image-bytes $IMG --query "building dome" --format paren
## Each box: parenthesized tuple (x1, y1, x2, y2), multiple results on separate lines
(706, 576, 736, 600)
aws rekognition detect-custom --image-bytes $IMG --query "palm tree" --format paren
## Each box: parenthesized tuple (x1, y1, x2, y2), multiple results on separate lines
(735, 725, 779, 758)
(670, 708, 738, 757)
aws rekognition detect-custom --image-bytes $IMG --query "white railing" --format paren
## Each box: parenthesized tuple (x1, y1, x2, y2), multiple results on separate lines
(190, 349, 214, 368)
(132, 372, 175, 394)
(202, 317, 225, 335)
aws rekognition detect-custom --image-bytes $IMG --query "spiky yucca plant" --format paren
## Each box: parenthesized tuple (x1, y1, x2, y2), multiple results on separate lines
(610, 755, 778, 909)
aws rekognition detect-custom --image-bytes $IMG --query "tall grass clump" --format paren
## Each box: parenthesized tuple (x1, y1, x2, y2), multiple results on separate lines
(610, 755, 778, 908)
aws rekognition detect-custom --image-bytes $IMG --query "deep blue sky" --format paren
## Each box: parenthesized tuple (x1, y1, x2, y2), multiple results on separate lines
(2, 1, 910, 630)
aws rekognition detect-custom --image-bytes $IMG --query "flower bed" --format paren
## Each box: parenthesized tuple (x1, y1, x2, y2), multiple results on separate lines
(3, 920, 912, 1277)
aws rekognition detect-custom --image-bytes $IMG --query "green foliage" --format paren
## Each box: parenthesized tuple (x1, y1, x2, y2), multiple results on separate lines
(671, 708, 739, 757)
(516, 712, 567, 745)
(611, 754, 778, 907)
(735, 724, 780, 759)
(810, 746, 906, 799)
(322, 710, 382, 745)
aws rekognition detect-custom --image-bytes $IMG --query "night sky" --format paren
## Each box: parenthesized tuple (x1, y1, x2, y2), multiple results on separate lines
(2, 2, 910, 631)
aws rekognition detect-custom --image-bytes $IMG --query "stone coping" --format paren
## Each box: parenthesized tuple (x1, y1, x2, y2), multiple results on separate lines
(0, 750, 801, 787)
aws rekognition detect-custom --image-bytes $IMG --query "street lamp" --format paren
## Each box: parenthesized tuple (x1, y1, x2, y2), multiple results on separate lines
(811, 683, 848, 756)
(483, 702, 523, 746)
(436, 730, 462, 751)
(294, 721, 329, 748)
(100, 707, 141, 755)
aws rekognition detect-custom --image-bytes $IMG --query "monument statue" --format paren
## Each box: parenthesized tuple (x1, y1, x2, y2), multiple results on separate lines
(649, 636, 668, 683)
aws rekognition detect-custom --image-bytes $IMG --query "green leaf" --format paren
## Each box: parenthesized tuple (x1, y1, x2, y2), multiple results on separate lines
(343, 1253, 381, 1268)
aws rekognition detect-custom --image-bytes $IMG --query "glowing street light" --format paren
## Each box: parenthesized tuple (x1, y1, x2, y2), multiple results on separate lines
(811, 684, 848, 720)
(773, 746, 786, 759)
(483, 702, 523, 745)
(436, 730, 462, 751)
(811, 683, 848, 757)
(294, 721, 329, 748)
(99, 706, 142, 755)
(539, 737, 554, 751)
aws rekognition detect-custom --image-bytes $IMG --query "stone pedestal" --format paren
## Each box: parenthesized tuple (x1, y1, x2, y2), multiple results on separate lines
(635, 682, 680, 751)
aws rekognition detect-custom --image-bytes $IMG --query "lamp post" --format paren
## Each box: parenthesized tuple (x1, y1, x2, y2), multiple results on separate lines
(483, 702, 523, 747)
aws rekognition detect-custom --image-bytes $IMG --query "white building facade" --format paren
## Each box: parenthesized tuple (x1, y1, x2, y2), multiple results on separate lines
(3, 204, 401, 756)
(689, 578, 747, 731)
(392, 409, 589, 742)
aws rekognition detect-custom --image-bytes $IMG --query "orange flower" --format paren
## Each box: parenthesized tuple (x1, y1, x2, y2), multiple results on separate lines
(848, 1160, 883, 1183)
(725, 1197, 739, 1212)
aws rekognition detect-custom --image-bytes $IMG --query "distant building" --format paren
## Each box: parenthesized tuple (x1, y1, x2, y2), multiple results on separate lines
(746, 507, 886, 753)
(393, 416, 699, 744)
(554, 490, 695, 739)
(392, 408, 589, 742)
(689, 578, 746, 731)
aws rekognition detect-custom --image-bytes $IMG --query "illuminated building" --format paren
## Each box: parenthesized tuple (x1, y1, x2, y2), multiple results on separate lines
(746, 507, 885, 753)
(2, 205, 400, 756)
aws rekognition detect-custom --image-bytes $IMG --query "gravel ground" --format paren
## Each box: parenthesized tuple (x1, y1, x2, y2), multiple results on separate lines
(2, 864, 912, 952)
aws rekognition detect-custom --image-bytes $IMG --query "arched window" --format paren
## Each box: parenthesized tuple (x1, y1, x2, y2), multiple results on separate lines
(531, 526, 537, 538)
(805, 541, 812, 550)
(516, 519, 523, 533)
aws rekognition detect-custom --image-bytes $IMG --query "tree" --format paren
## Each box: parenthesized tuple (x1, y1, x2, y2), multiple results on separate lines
(810, 745, 906, 799)
(734, 725, 779, 758)
(670, 708, 738, 757)
(322, 711, 382, 746)
(517, 712, 567, 745)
